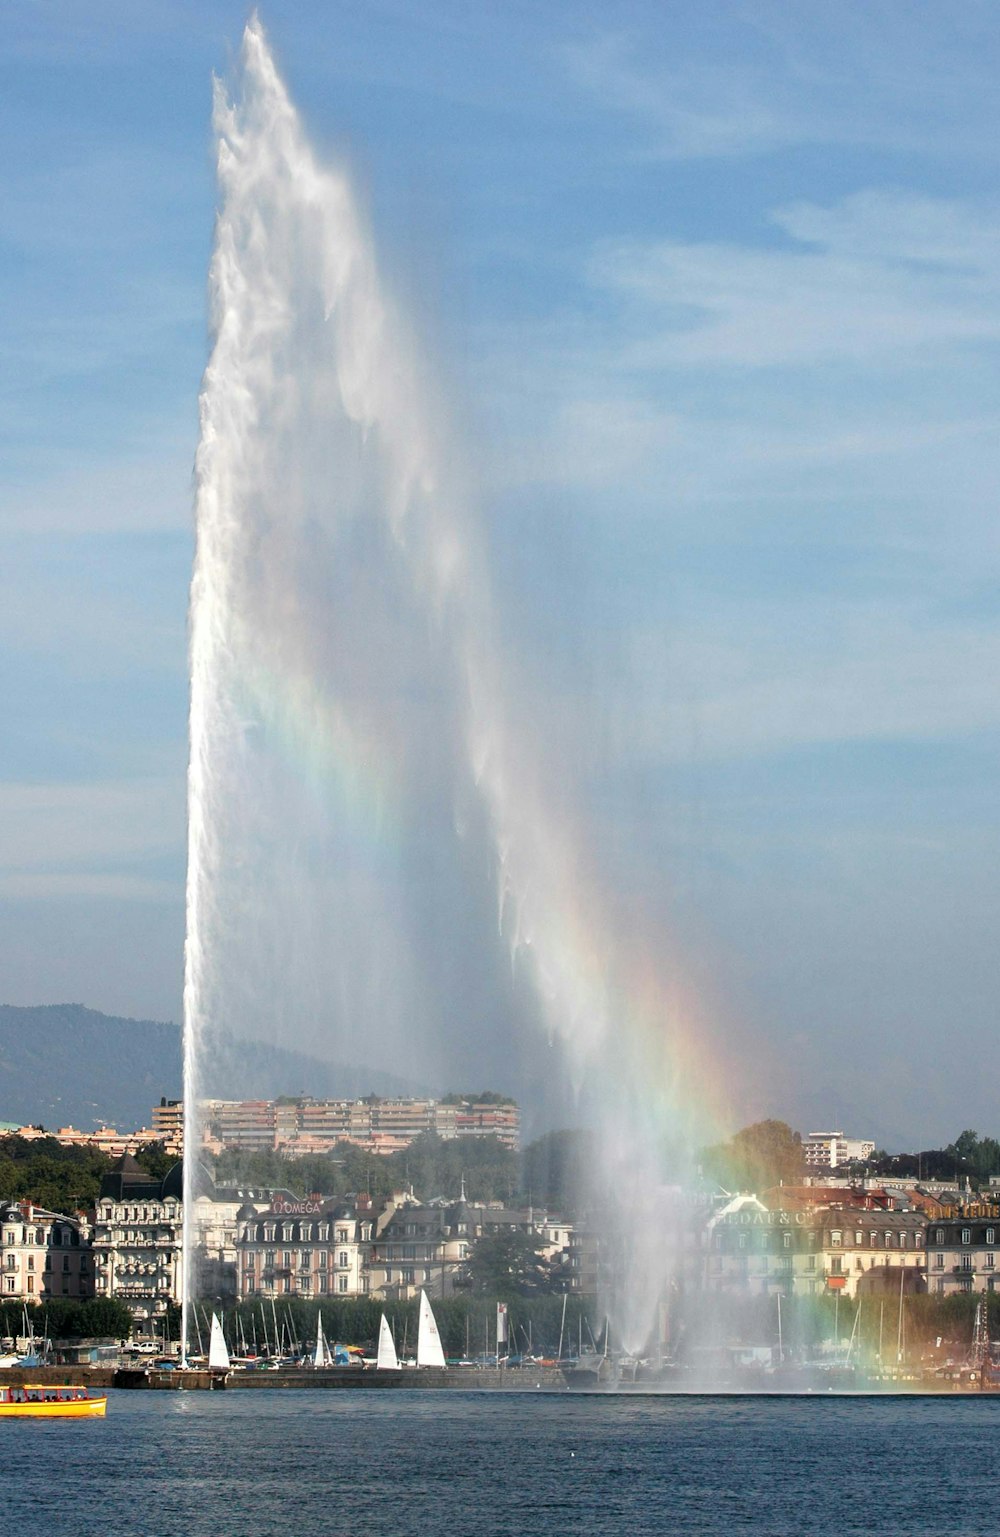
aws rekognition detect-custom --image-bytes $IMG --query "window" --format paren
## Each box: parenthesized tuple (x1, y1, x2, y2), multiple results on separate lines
(960, 1254, 973, 1270)
(337, 1229, 348, 1243)
(282, 1252, 292, 1269)
(831, 1256, 843, 1275)
(338, 1276, 348, 1293)
(806, 1255, 815, 1272)
(62, 1256, 70, 1273)
(339, 1252, 349, 1269)
(830, 1231, 842, 1247)
(246, 1278, 255, 1292)
(855, 1231, 863, 1246)
(318, 1225, 329, 1242)
(300, 1251, 312, 1271)
(319, 1275, 328, 1293)
(962, 1229, 971, 1245)
(782, 1233, 792, 1249)
(986, 1254, 995, 1270)
(738, 1235, 747, 1251)
(989, 1229, 996, 1246)
(4, 1278, 12, 1292)
(934, 1253, 944, 1269)
(936, 1228, 945, 1244)
(26, 1257, 34, 1272)
(265, 1250, 275, 1270)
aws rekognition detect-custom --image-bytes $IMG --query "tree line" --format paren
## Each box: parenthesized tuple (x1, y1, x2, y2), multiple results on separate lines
(700, 1121, 1000, 1193)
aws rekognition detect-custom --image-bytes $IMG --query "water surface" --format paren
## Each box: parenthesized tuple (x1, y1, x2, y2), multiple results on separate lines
(16, 1389, 999, 1535)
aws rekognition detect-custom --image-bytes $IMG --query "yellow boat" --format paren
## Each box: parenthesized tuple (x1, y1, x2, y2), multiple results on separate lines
(0, 1384, 107, 1418)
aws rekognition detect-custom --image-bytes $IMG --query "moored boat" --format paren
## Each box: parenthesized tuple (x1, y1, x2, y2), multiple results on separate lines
(0, 1384, 107, 1418)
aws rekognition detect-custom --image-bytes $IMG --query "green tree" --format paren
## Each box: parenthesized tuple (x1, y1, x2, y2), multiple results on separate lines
(133, 1142, 175, 1180)
(701, 1120, 804, 1193)
(464, 1230, 556, 1298)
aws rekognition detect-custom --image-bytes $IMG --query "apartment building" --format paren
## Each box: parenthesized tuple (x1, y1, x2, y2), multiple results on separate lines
(178, 1094, 521, 1157)
(0, 1201, 92, 1302)
(702, 1196, 925, 1298)
(803, 1132, 876, 1169)
(926, 1211, 1000, 1295)
(91, 1154, 183, 1336)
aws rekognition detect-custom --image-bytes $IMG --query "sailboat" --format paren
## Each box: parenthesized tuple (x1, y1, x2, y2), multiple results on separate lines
(416, 1290, 446, 1369)
(376, 1313, 399, 1371)
(208, 1312, 231, 1372)
(313, 1314, 333, 1368)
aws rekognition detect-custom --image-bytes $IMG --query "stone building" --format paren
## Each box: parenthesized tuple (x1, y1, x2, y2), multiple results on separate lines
(234, 1189, 577, 1303)
(926, 1210, 1000, 1295)
(702, 1195, 926, 1298)
(236, 1195, 374, 1301)
(91, 1154, 182, 1336)
(0, 1201, 92, 1303)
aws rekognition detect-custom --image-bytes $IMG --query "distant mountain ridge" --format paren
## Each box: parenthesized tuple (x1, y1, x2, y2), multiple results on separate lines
(0, 1004, 424, 1133)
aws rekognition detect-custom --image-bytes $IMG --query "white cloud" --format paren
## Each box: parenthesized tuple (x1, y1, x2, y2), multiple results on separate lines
(590, 192, 1000, 369)
(562, 10, 1000, 164)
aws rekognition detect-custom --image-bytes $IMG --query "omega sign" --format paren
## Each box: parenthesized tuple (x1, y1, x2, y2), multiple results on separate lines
(270, 1198, 324, 1216)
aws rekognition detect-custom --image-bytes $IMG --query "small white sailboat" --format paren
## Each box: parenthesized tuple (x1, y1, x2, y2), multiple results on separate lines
(416, 1290, 446, 1369)
(313, 1313, 332, 1368)
(376, 1313, 399, 1370)
(208, 1312, 231, 1372)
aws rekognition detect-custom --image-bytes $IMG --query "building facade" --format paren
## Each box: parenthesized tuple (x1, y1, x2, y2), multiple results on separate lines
(234, 1191, 576, 1303)
(925, 1211, 1000, 1295)
(0, 1201, 92, 1302)
(803, 1132, 876, 1169)
(180, 1095, 521, 1158)
(702, 1196, 925, 1298)
(91, 1154, 183, 1335)
(236, 1196, 374, 1300)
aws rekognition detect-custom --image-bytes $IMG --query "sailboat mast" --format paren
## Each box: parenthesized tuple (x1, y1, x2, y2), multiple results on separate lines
(896, 1266, 905, 1364)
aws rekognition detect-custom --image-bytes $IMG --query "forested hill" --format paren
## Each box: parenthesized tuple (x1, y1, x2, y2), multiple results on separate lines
(0, 1004, 179, 1132)
(0, 1004, 421, 1133)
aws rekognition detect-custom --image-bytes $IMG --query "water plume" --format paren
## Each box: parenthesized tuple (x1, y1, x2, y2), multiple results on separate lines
(183, 15, 724, 1357)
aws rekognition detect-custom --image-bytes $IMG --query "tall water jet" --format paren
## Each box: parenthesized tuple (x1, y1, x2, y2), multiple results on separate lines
(183, 16, 723, 1359)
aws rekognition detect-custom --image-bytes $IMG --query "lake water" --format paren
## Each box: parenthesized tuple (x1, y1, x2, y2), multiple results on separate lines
(15, 1388, 1000, 1535)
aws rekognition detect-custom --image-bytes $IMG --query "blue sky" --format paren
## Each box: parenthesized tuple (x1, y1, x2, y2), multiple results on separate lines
(2, 1, 999, 1145)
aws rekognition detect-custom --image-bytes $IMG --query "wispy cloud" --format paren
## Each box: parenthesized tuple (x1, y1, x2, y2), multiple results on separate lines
(590, 192, 1000, 369)
(563, 9, 1000, 164)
